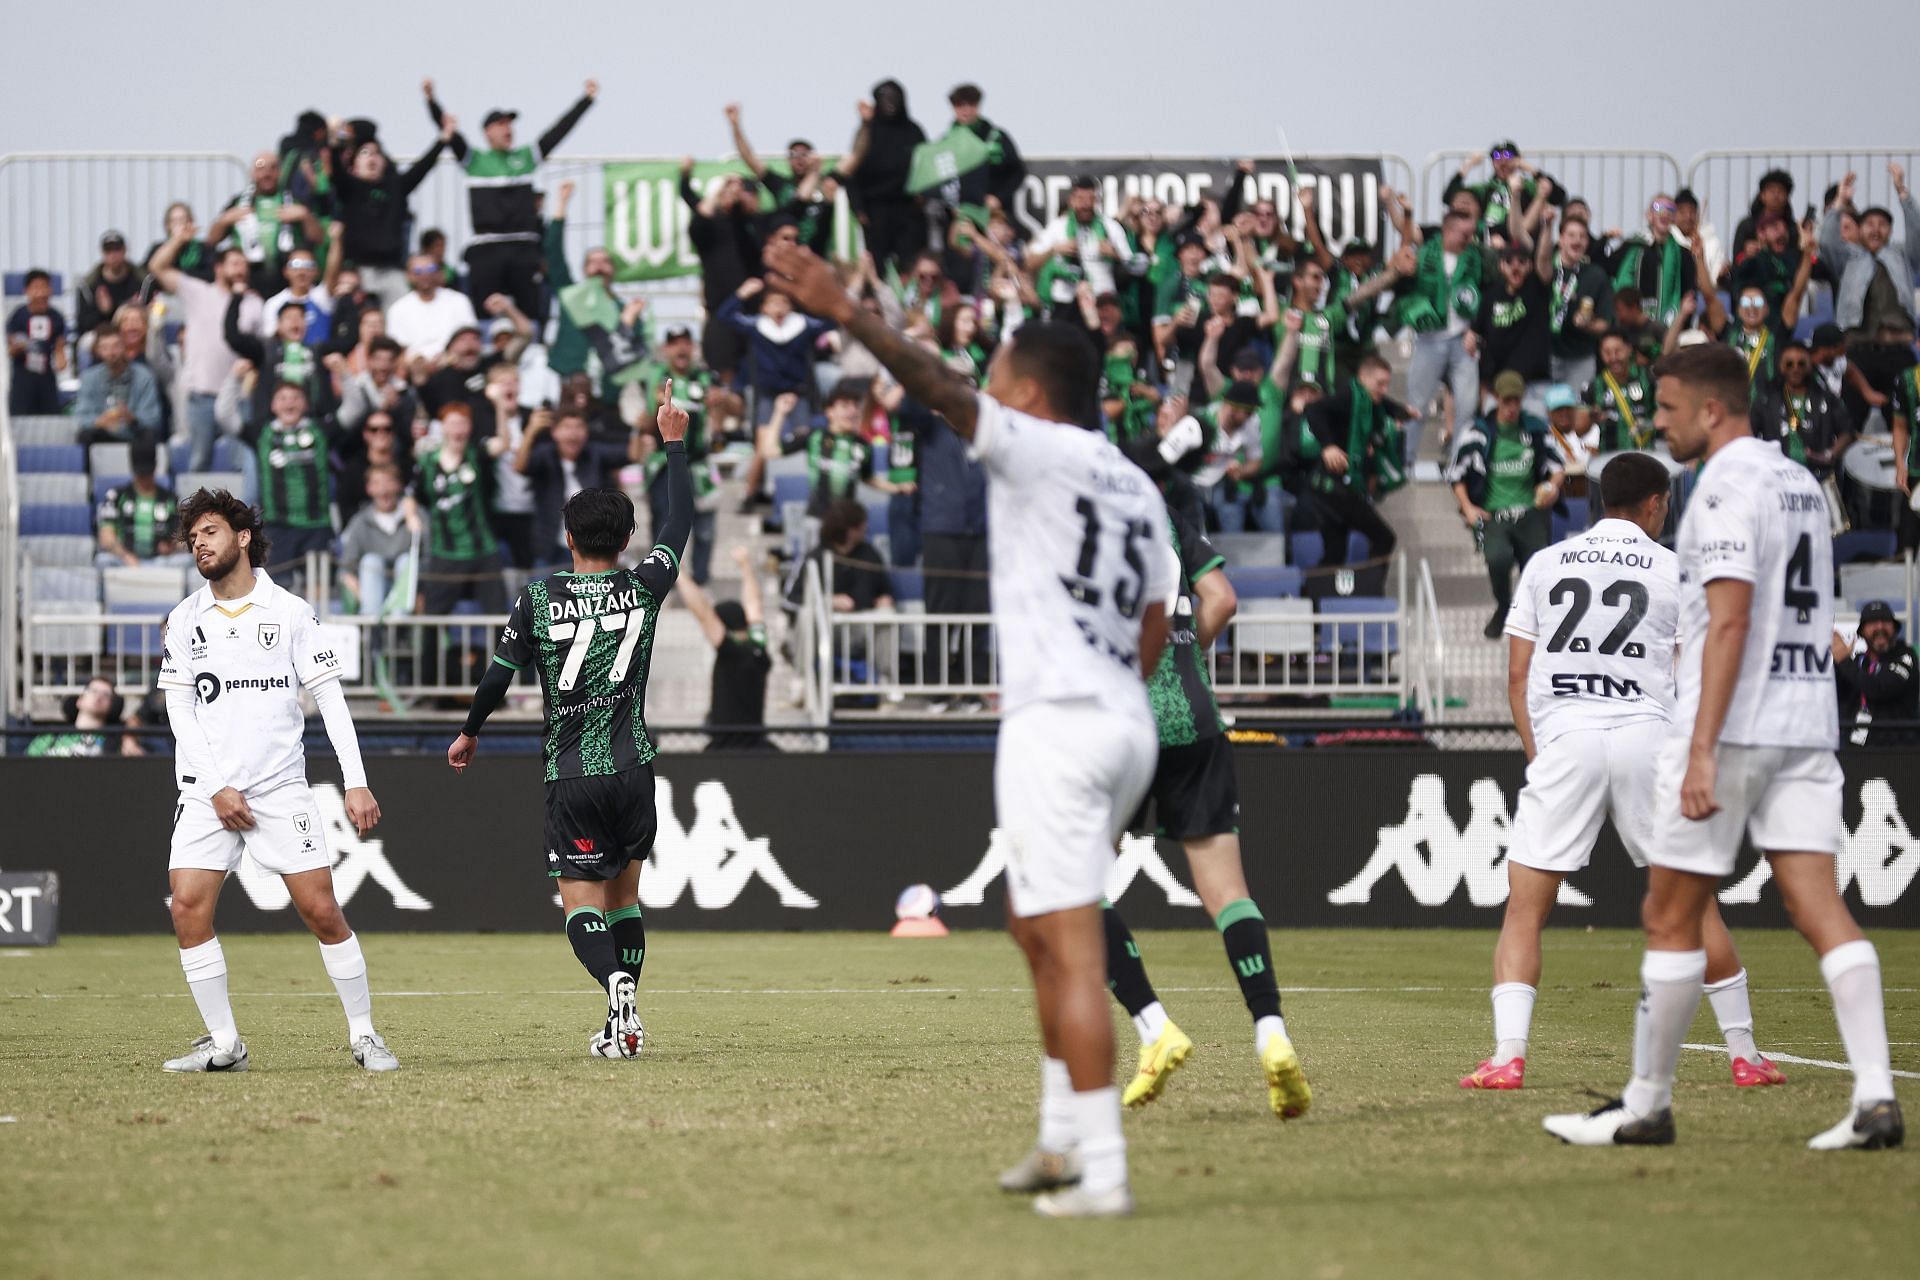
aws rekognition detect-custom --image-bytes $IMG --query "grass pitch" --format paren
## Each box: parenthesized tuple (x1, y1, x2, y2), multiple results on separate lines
(3, 929, 1916, 1279)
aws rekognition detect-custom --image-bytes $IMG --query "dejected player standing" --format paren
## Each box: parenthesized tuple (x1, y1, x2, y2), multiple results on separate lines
(447, 382, 694, 1061)
(763, 240, 1177, 1218)
(1463, 451, 1783, 1091)
(1088, 508, 1311, 1120)
(158, 489, 396, 1073)
(1545, 343, 1901, 1149)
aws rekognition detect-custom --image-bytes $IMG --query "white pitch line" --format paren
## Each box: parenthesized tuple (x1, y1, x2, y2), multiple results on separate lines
(11, 985, 1917, 1000)
(1683, 1042, 1920, 1080)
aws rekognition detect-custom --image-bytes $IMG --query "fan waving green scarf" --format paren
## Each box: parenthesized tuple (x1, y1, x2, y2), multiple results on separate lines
(1612, 233, 1686, 327)
(1400, 240, 1482, 334)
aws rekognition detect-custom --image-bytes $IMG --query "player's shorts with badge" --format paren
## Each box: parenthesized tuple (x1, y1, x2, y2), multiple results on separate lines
(1645, 737, 1845, 877)
(169, 782, 330, 876)
(1128, 734, 1240, 840)
(995, 697, 1157, 918)
(1508, 718, 1664, 873)
(543, 765, 658, 880)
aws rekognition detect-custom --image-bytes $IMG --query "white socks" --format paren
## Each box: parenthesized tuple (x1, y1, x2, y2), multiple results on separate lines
(1038, 1058, 1075, 1153)
(1491, 982, 1536, 1065)
(1623, 949, 1705, 1118)
(179, 938, 238, 1053)
(1066, 1087, 1127, 1194)
(1038, 1063, 1130, 1193)
(1254, 1014, 1288, 1056)
(1703, 969, 1761, 1063)
(1821, 940, 1895, 1106)
(318, 933, 377, 1043)
(1132, 1001, 1168, 1046)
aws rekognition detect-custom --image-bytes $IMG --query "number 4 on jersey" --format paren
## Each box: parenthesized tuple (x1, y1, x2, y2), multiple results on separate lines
(549, 609, 646, 691)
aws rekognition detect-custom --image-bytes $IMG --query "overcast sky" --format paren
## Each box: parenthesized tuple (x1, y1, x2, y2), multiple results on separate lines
(5, 0, 1915, 167)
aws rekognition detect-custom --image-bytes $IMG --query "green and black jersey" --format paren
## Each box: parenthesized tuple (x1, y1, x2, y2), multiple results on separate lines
(494, 550, 680, 782)
(1285, 301, 1349, 388)
(244, 417, 335, 530)
(1148, 510, 1228, 749)
(97, 483, 178, 558)
(1725, 324, 1779, 397)
(412, 444, 498, 559)
(432, 93, 591, 243)
(806, 431, 874, 516)
(1894, 365, 1920, 473)
(1583, 364, 1656, 451)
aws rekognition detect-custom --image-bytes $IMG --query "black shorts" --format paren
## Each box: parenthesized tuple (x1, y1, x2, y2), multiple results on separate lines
(543, 766, 658, 881)
(1129, 736, 1240, 840)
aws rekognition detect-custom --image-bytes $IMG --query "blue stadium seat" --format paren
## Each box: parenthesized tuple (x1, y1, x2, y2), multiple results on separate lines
(104, 602, 164, 659)
(18, 445, 84, 473)
(1225, 565, 1304, 599)
(1552, 496, 1590, 543)
(1833, 530, 1896, 564)
(20, 505, 92, 536)
(9, 415, 75, 446)
(1291, 530, 1325, 569)
(1346, 531, 1372, 564)
(864, 500, 890, 538)
(768, 473, 809, 535)
(93, 473, 131, 504)
(4, 271, 65, 295)
(1316, 596, 1400, 655)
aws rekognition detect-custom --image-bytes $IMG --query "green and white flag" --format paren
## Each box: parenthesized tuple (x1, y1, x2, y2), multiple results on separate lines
(602, 159, 861, 283)
(906, 126, 995, 226)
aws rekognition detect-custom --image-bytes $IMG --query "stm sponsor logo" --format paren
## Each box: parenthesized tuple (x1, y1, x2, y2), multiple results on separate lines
(1771, 643, 1833, 675)
(1550, 673, 1644, 697)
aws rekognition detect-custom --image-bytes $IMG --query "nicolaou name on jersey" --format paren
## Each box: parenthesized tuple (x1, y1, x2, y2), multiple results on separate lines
(548, 585, 644, 623)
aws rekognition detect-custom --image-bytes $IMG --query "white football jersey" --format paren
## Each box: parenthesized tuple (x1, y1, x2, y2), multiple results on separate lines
(158, 570, 344, 797)
(969, 394, 1177, 719)
(1506, 517, 1678, 746)
(1674, 435, 1838, 749)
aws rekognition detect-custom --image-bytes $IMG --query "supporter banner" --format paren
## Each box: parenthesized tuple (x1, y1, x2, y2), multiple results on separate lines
(600, 155, 1388, 283)
(1012, 156, 1388, 252)
(8, 749, 1919, 934)
(602, 160, 858, 282)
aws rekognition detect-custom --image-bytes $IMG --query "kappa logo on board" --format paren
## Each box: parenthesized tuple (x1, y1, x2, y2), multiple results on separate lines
(1325, 775, 1592, 909)
(1720, 778, 1920, 907)
(942, 831, 1203, 910)
(228, 784, 432, 913)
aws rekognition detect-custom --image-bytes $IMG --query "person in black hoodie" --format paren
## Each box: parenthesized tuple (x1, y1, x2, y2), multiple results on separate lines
(842, 80, 927, 274)
(680, 158, 763, 383)
(334, 116, 454, 307)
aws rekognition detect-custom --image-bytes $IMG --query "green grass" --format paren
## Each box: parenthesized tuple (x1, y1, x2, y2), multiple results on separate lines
(3, 929, 1916, 1279)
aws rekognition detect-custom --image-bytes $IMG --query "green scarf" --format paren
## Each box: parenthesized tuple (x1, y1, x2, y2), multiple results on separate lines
(1403, 241, 1481, 333)
(1612, 233, 1685, 327)
(1317, 381, 1403, 495)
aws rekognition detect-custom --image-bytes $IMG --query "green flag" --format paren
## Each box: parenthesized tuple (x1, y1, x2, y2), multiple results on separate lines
(906, 126, 994, 196)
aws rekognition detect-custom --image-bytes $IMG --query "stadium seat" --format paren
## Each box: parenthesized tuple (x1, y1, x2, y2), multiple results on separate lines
(169, 438, 245, 473)
(177, 470, 245, 498)
(1316, 596, 1400, 655)
(92, 473, 129, 504)
(26, 565, 100, 659)
(21, 534, 94, 567)
(19, 473, 88, 506)
(864, 500, 889, 538)
(1291, 530, 1325, 569)
(1833, 530, 1897, 564)
(20, 505, 92, 536)
(1212, 531, 1289, 568)
(17, 445, 84, 473)
(1233, 597, 1316, 658)
(89, 442, 169, 480)
(8, 415, 75, 447)
(102, 564, 190, 608)
(29, 565, 100, 604)
(104, 601, 165, 659)
(1225, 565, 1304, 599)
(3, 271, 65, 296)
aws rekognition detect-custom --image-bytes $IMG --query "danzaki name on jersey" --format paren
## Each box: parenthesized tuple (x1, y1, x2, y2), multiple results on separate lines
(548, 586, 644, 622)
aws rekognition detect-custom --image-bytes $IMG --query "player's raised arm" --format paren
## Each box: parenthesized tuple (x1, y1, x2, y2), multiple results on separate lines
(643, 379, 695, 591)
(762, 241, 979, 437)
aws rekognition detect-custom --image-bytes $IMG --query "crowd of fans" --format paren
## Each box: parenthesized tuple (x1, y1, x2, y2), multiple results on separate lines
(7, 84, 1920, 718)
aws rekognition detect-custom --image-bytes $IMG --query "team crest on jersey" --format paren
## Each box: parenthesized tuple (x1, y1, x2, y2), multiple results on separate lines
(257, 622, 282, 650)
(293, 813, 311, 835)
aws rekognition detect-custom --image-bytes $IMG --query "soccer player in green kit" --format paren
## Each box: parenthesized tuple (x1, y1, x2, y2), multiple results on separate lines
(1087, 511, 1311, 1122)
(447, 382, 693, 1059)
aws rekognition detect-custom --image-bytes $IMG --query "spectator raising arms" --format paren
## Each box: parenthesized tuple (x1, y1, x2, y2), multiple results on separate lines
(425, 76, 597, 319)
(841, 81, 928, 274)
(728, 103, 840, 259)
(1820, 165, 1920, 342)
(150, 236, 259, 469)
(335, 113, 455, 306)
(677, 545, 775, 752)
(210, 151, 322, 296)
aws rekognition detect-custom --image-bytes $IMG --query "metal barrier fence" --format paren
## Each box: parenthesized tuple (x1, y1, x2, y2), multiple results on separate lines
(1421, 149, 1683, 239)
(1, 357, 17, 727)
(1685, 148, 1920, 248)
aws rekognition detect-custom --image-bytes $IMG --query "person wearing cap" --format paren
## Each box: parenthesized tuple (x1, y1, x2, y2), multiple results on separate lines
(1733, 169, 1796, 256)
(424, 75, 597, 320)
(94, 439, 182, 569)
(1605, 194, 1697, 328)
(1584, 330, 1657, 451)
(1752, 338, 1853, 479)
(1179, 378, 1270, 532)
(1542, 382, 1597, 494)
(676, 546, 774, 752)
(1810, 321, 1851, 405)
(76, 230, 149, 346)
(726, 103, 841, 259)
(1029, 176, 1134, 306)
(1834, 602, 1918, 745)
(1475, 227, 1555, 419)
(1538, 206, 1613, 393)
(1444, 142, 1562, 241)
(75, 324, 163, 449)
(1449, 369, 1564, 638)
(1300, 351, 1406, 567)
(1821, 165, 1920, 342)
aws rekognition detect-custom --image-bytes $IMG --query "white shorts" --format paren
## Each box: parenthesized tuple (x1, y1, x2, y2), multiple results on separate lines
(1508, 719, 1665, 874)
(995, 698, 1157, 918)
(1645, 738, 1845, 878)
(168, 782, 332, 877)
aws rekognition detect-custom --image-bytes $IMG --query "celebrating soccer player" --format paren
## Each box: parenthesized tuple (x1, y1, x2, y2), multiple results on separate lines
(1544, 344, 1901, 1150)
(764, 239, 1177, 1217)
(158, 490, 396, 1073)
(447, 381, 695, 1061)
(1463, 451, 1782, 1091)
